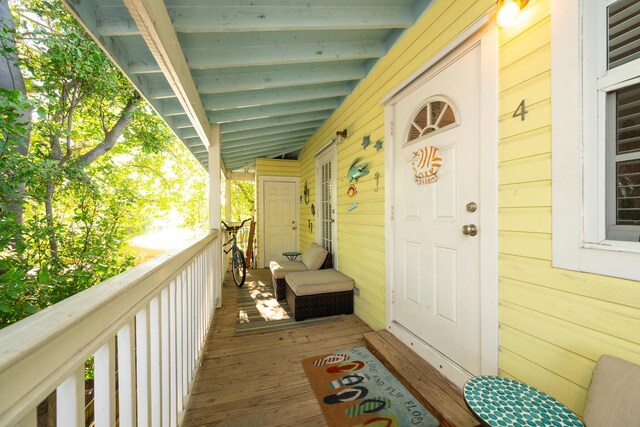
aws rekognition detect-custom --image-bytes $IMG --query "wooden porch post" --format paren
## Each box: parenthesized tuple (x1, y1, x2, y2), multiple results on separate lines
(225, 177, 232, 222)
(209, 124, 221, 230)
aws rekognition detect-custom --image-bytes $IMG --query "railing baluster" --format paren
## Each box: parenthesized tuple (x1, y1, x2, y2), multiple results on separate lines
(169, 280, 177, 427)
(136, 307, 151, 426)
(191, 263, 196, 377)
(56, 367, 84, 427)
(181, 270, 188, 397)
(176, 274, 184, 417)
(94, 337, 116, 426)
(186, 266, 192, 388)
(161, 287, 170, 426)
(117, 320, 137, 427)
(149, 295, 162, 426)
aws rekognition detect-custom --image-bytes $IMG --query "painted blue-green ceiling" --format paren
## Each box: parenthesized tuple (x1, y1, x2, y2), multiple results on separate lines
(63, 0, 432, 171)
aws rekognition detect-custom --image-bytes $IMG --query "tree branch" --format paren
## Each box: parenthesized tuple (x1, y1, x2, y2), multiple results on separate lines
(74, 93, 141, 168)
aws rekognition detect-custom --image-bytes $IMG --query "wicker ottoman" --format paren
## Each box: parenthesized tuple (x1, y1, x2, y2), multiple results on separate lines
(285, 269, 354, 321)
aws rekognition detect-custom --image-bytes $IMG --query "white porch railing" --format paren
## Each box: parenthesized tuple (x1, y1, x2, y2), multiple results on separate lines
(0, 231, 223, 426)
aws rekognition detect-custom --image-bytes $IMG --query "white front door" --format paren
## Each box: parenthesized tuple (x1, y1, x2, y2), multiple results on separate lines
(316, 144, 338, 266)
(263, 180, 298, 264)
(391, 45, 482, 376)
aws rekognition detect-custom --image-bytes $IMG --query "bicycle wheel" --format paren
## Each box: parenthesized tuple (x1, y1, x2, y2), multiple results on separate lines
(231, 247, 246, 287)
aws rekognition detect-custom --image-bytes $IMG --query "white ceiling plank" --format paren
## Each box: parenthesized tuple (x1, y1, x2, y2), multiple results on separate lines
(208, 98, 341, 123)
(220, 111, 332, 134)
(122, 0, 212, 146)
(98, 5, 413, 34)
(203, 82, 353, 111)
(221, 120, 325, 142)
(221, 130, 315, 148)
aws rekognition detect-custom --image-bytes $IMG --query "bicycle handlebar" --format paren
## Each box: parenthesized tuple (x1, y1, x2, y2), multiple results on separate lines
(221, 217, 253, 232)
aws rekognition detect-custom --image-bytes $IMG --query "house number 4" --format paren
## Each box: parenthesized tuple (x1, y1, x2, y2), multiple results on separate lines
(513, 99, 527, 121)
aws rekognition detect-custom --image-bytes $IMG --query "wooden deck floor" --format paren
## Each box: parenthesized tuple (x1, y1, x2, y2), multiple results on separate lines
(182, 268, 372, 426)
(182, 268, 478, 427)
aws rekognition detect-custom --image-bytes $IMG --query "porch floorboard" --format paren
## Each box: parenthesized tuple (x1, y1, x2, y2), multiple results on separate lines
(182, 268, 480, 426)
(182, 268, 371, 426)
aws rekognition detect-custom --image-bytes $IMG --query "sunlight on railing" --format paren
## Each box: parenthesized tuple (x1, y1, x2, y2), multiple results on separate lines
(0, 231, 223, 426)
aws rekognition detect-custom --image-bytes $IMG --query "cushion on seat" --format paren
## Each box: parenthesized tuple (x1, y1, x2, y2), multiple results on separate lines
(583, 354, 640, 427)
(301, 243, 329, 271)
(269, 260, 308, 279)
(285, 269, 354, 296)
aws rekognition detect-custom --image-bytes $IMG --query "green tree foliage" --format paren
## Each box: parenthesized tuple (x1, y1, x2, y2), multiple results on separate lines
(0, 0, 208, 327)
(230, 180, 255, 222)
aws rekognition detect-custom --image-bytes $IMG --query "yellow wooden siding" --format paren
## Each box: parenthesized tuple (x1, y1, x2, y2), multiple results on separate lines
(254, 159, 300, 266)
(498, 0, 640, 416)
(298, 0, 495, 331)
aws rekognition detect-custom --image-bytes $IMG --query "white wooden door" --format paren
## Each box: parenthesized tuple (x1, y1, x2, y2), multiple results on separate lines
(263, 180, 297, 264)
(392, 45, 481, 375)
(316, 144, 338, 266)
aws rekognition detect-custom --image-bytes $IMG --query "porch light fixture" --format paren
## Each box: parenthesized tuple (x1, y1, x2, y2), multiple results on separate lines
(335, 129, 348, 144)
(497, 0, 528, 27)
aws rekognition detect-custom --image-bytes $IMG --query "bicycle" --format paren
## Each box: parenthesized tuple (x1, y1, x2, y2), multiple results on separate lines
(221, 218, 252, 287)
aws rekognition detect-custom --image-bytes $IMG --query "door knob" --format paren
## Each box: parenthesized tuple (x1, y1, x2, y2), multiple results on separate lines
(466, 202, 477, 212)
(462, 224, 478, 236)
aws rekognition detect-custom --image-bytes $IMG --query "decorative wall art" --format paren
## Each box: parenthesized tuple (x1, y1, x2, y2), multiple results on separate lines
(374, 172, 380, 192)
(347, 184, 357, 198)
(347, 157, 369, 182)
(348, 203, 358, 211)
(412, 146, 442, 185)
(303, 181, 310, 204)
(374, 139, 383, 151)
(361, 135, 371, 150)
(311, 203, 315, 216)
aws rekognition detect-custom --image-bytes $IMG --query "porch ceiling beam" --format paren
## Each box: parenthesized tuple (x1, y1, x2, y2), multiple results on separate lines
(208, 98, 341, 123)
(221, 120, 324, 143)
(97, 5, 413, 35)
(121, 0, 212, 149)
(194, 61, 367, 94)
(228, 172, 255, 182)
(203, 82, 353, 112)
(220, 111, 332, 134)
(156, 99, 188, 116)
(129, 40, 385, 73)
(223, 139, 308, 160)
(164, 115, 194, 129)
(177, 127, 198, 139)
(224, 144, 306, 169)
(149, 62, 367, 98)
(221, 130, 315, 149)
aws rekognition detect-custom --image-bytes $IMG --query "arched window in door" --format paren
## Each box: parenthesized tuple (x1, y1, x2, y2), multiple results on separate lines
(407, 97, 458, 143)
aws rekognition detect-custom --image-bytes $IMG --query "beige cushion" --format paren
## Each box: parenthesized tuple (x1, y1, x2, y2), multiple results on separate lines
(583, 355, 640, 427)
(301, 242, 328, 270)
(269, 260, 308, 279)
(285, 269, 354, 296)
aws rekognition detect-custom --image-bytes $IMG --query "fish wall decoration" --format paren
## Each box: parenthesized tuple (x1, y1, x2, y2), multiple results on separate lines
(347, 157, 369, 182)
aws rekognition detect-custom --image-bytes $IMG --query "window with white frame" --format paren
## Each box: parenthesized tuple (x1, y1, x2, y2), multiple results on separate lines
(552, 0, 640, 280)
(605, 1, 640, 242)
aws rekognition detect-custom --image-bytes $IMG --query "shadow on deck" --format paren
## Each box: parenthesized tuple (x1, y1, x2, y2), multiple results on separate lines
(182, 268, 478, 427)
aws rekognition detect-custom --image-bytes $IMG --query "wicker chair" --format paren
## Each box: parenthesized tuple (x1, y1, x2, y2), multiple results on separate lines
(269, 243, 332, 300)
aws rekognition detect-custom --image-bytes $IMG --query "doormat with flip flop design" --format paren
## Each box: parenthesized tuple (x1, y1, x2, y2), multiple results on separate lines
(302, 347, 440, 427)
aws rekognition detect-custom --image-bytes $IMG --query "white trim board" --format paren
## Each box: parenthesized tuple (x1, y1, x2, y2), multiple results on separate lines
(383, 17, 499, 387)
(257, 176, 300, 269)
